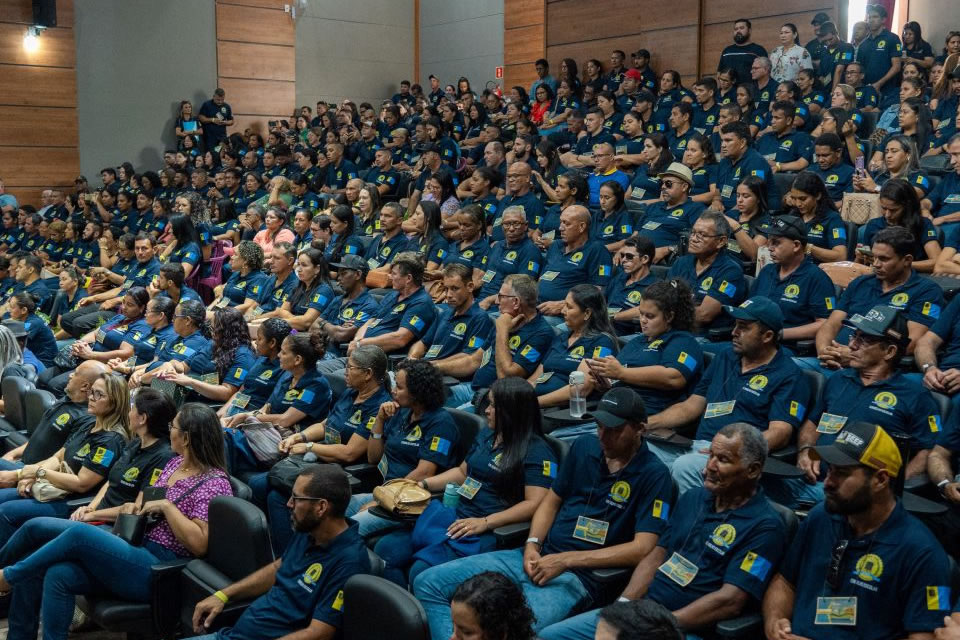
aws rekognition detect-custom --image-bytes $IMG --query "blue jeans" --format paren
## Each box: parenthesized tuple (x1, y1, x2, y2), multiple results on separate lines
(792, 357, 840, 377)
(549, 421, 599, 441)
(4, 517, 177, 640)
(646, 439, 712, 494)
(247, 472, 297, 555)
(0, 488, 72, 549)
(445, 382, 475, 409)
(762, 476, 825, 509)
(373, 529, 487, 587)
(412, 548, 591, 640)
(0, 459, 23, 471)
(540, 608, 600, 640)
(346, 493, 404, 538)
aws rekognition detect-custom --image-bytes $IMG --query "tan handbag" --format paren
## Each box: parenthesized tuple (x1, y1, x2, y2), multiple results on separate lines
(31, 461, 75, 503)
(365, 269, 392, 289)
(372, 478, 431, 516)
(840, 192, 881, 225)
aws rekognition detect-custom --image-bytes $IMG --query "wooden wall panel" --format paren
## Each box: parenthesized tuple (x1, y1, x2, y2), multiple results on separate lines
(702, 0, 835, 23)
(0, 107, 78, 147)
(547, 1, 641, 46)
(215, 0, 296, 135)
(217, 41, 295, 81)
(504, 0, 546, 93)
(0, 0, 78, 208)
(2, 148, 80, 187)
(215, 3, 294, 46)
(0, 66, 76, 107)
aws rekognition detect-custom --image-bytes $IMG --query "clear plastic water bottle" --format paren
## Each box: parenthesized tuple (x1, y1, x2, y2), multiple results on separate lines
(443, 483, 460, 508)
(569, 371, 587, 418)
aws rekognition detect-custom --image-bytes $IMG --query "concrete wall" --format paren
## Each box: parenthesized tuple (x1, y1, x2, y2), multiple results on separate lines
(296, 0, 415, 108)
(908, 0, 954, 63)
(74, 0, 217, 178)
(420, 0, 505, 96)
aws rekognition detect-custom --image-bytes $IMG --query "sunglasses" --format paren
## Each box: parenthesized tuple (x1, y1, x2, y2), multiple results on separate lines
(659, 180, 679, 189)
(826, 539, 849, 590)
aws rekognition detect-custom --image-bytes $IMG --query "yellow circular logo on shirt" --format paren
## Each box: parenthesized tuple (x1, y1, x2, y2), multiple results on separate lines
(874, 392, 897, 410)
(748, 375, 768, 391)
(711, 524, 737, 549)
(405, 425, 423, 442)
(609, 481, 631, 503)
(854, 554, 884, 582)
(784, 284, 800, 299)
(454, 322, 467, 336)
(509, 335, 522, 349)
(891, 293, 909, 306)
(303, 563, 323, 584)
(627, 291, 643, 303)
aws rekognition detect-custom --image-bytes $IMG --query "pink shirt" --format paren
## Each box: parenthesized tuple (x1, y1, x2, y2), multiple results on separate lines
(253, 227, 295, 257)
(145, 456, 232, 557)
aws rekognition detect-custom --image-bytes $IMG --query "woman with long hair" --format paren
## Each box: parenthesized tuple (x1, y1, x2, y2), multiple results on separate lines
(902, 21, 935, 69)
(855, 135, 932, 199)
(724, 176, 772, 262)
(796, 68, 826, 116)
(595, 90, 623, 138)
(811, 106, 863, 166)
(0, 372, 131, 546)
(449, 572, 536, 640)
(324, 205, 363, 266)
(931, 53, 959, 108)
(175, 100, 203, 150)
(447, 204, 488, 286)
(682, 133, 718, 205)
(349, 359, 459, 537)
(628, 133, 673, 204)
(255, 247, 334, 331)
(405, 200, 450, 278)
(532, 139, 565, 197)
(0, 403, 231, 640)
(557, 58, 581, 98)
(374, 377, 557, 587)
(356, 183, 383, 237)
(540, 79, 580, 131)
(214, 317, 293, 422)
(535, 172, 587, 251)
(788, 171, 848, 262)
(163, 214, 204, 279)
(594, 180, 634, 253)
(606, 236, 659, 334)
(163, 307, 258, 402)
(253, 206, 296, 259)
(582, 279, 704, 417)
(936, 32, 960, 64)
(770, 23, 813, 82)
(869, 97, 933, 171)
(534, 284, 619, 408)
(529, 83, 554, 126)
(859, 179, 940, 272)
(424, 170, 461, 221)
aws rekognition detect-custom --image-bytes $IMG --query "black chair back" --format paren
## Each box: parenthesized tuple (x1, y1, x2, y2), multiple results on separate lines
(205, 496, 274, 581)
(931, 391, 952, 427)
(770, 500, 799, 543)
(228, 476, 254, 502)
(446, 408, 483, 464)
(2, 376, 34, 431)
(325, 372, 348, 402)
(24, 389, 56, 436)
(800, 369, 826, 416)
(544, 434, 570, 466)
(343, 574, 429, 640)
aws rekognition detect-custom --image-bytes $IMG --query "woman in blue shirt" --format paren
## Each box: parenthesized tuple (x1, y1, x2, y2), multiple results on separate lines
(534, 284, 619, 408)
(133, 299, 213, 386)
(535, 172, 588, 249)
(627, 133, 673, 205)
(214, 318, 292, 421)
(789, 171, 849, 263)
(445, 205, 488, 285)
(725, 176, 773, 263)
(861, 178, 941, 271)
(9, 293, 57, 368)
(254, 247, 334, 331)
(405, 201, 450, 282)
(224, 331, 332, 442)
(796, 69, 827, 117)
(375, 377, 557, 586)
(162, 215, 203, 279)
(209, 240, 269, 317)
(108, 296, 177, 373)
(324, 204, 364, 267)
(582, 279, 704, 417)
(683, 133, 719, 206)
(348, 359, 460, 538)
(593, 181, 635, 253)
(164, 307, 259, 403)
(50, 267, 87, 338)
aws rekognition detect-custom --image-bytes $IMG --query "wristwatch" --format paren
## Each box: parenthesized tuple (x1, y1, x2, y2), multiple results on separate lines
(306, 442, 314, 452)
(938, 478, 951, 495)
(922, 363, 936, 373)
(36, 468, 47, 479)
(525, 537, 542, 549)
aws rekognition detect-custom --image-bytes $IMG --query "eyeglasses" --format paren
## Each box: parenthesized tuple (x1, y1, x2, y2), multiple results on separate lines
(289, 494, 327, 503)
(850, 330, 888, 346)
(826, 539, 849, 590)
(89, 390, 107, 401)
(496, 293, 519, 302)
(690, 229, 723, 239)
(345, 363, 370, 372)
(501, 220, 525, 228)
(659, 180, 679, 189)
(620, 252, 639, 260)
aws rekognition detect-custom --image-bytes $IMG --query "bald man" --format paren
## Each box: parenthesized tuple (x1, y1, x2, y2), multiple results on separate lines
(0, 360, 108, 479)
(490, 162, 545, 243)
(537, 205, 613, 317)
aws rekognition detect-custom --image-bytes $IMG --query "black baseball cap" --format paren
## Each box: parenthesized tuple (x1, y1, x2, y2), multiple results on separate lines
(768, 215, 808, 243)
(844, 305, 907, 342)
(812, 12, 831, 25)
(330, 254, 368, 273)
(587, 388, 647, 429)
(634, 90, 655, 105)
(418, 142, 441, 155)
(1, 321, 26, 339)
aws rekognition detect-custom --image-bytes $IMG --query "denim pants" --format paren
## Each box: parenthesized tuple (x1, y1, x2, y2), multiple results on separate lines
(646, 439, 712, 494)
(0, 488, 72, 549)
(412, 548, 590, 640)
(3, 517, 177, 640)
(762, 476, 825, 509)
(247, 471, 298, 556)
(373, 528, 491, 588)
(0, 459, 24, 471)
(445, 382, 475, 409)
(541, 608, 703, 640)
(346, 493, 404, 538)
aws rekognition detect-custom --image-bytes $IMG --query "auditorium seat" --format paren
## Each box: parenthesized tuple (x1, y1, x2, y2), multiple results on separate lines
(343, 574, 429, 640)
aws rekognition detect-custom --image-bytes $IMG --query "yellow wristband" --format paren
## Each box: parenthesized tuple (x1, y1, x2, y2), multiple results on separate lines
(213, 590, 229, 604)
(16, 469, 22, 481)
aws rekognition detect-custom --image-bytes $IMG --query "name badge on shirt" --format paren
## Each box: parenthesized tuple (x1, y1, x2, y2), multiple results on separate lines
(721, 185, 734, 198)
(457, 476, 483, 500)
(324, 426, 341, 445)
(815, 596, 857, 626)
(200, 373, 219, 385)
(215, 297, 230, 308)
(541, 271, 559, 281)
(232, 393, 251, 409)
(377, 456, 389, 479)
(124, 356, 137, 369)
(817, 413, 848, 435)
(573, 515, 609, 545)
(704, 400, 736, 419)
(642, 221, 661, 230)
(426, 344, 443, 358)
(95, 329, 107, 344)
(631, 188, 646, 200)
(535, 371, 554, 384)
(250, 306, 264, 318)
(481, 270, 496, 283)
(367, 258, 381, 270)
(658, 552, 699, 587)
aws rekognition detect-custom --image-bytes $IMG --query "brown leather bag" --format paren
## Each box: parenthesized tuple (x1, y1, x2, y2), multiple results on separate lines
(819, 261, 873, 288)
(372, 478, 431, 516)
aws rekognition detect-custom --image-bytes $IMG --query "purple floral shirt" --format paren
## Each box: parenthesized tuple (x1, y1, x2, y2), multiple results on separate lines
(145, 456, 232, 557)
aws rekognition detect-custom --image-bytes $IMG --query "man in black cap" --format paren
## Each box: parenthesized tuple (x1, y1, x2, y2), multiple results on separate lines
(315, 254, 380, 369)
(413, 387, 674, 639)
(768, 304, 941, 508)
(763, 423, 952, 640)
(630, 49, 658, 94)
(805, 12, 832, 70)
(648, 296, 808, 492)
(406, 141, 448, 218)
(752, 215, 837, 343)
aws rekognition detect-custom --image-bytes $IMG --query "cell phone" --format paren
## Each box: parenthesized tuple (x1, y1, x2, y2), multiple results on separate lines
(856, 245, 873, 257)
(855, 155, 865, 173)
(268, 120, 278, 128)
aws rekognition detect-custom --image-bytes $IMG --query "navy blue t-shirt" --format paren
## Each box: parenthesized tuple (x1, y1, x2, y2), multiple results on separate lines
(477, 238, 544, 300)
(715, 149, 780, 210)
(752, 258, 836, 329)
(472, 313, 555, 391)
(667, 252, 747, 332)
(322, 387, 392, 446)
(637, 200, 704, 247)
(490, 192, 546, 243)
(544, 437, 673, 601)
(835, 271, 944, 345)
(616, 330, 703, 415)
(364, 287, 436, 342)
(419, 303, 494, 362)
(535, 332, 616, 395)
(380, 407, 459, 481)
(266, 368, 332, 431)
(538, 240, 613, 302)
(929, 294, 960, 370)
(693, 346, 808, 442)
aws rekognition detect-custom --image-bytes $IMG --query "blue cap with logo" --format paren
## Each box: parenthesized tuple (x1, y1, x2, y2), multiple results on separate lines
(723, 296, 784, 333)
